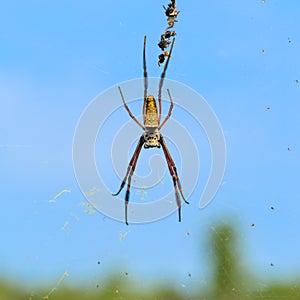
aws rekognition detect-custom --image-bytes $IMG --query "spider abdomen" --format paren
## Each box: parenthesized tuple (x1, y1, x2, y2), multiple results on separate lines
(144, 128, 161, 148)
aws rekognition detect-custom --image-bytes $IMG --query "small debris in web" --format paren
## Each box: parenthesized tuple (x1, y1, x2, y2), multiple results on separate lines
(49, 189, 71, 203)
(80, 202, 96, 214)
(42, 271, 69, 299)
(120, 230, 131, 242)
(61, 221, 71, 234)
(157, 0, 180, 66)
(86, 187, 101, 196)
(136, 185, 147, 201)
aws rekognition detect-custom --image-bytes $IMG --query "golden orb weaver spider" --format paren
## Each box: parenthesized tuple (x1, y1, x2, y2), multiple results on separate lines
(112, 36, 189, 225)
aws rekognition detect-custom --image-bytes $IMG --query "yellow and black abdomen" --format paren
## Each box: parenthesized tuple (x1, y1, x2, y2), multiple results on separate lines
(144, 95, 159, 127)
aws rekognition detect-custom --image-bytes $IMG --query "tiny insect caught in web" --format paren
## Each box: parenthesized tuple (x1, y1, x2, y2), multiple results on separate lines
(112, 36, 189, 225)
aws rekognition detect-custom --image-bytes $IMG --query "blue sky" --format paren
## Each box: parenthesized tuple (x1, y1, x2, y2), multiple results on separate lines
(1, 0, 300, 294)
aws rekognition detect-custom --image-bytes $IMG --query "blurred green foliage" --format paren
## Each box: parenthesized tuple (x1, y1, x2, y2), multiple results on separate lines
(1, 223, 299, 300)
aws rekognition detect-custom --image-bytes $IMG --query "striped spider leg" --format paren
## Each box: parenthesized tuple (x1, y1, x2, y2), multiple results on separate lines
(112, 36, 188, 225)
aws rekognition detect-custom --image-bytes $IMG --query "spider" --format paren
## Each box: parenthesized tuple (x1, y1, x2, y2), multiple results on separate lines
(112, 36, 189, 225)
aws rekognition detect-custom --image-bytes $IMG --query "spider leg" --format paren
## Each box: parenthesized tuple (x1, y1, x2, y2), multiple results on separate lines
(124, 143, 143, 225)
(143, 36, 148, 119)
(118, 86, 144, 130)
(171, 159, 188, 204)
(158, 38, 175, 125)
(112, 136, 144, 225)
(160, 134, 189, 222)
(158, 88, 174, 130)
(160, 135, 188, 203)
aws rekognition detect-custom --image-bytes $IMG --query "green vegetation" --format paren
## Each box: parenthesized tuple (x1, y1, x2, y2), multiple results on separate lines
(1, 223, 299, 299)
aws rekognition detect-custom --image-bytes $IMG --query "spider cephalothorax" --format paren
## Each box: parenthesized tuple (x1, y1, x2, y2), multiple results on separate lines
(113, 36, 189, 225)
